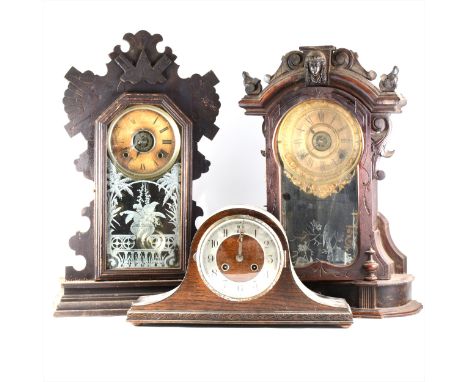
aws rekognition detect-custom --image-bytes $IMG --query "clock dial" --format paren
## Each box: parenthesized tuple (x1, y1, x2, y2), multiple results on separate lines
(197, 214, 284, 301)
(108, 105, 181, 180)
(276, 99, 363, 198)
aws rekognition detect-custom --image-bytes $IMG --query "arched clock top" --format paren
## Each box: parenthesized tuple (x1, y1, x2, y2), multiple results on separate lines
(240, 46, 406, 182)
(239, 46, 406, 115)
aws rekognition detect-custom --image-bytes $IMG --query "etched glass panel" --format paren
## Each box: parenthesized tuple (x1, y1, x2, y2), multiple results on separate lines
(106, 161, 181, 269)
(281, 172, 358, 267)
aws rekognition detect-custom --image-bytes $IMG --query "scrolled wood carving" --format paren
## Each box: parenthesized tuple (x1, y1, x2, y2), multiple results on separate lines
(331, 48, 377, 81)
(371, 115, 395, 180)
(268, 50, 304, 82)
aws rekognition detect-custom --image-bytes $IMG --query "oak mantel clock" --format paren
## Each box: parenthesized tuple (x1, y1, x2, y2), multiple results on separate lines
(55, 31, 220, 316)
(239, 46, 422, 318)
(127, 206, 353, 326)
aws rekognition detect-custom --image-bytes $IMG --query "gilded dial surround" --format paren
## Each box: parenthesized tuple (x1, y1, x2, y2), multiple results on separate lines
(276, 99, 363, 198)
(108, 105, 181, 180)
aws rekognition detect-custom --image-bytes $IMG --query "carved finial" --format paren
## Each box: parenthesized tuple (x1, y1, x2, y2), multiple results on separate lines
(379, 66, 399, 92)
(110, 30, 175, 85)
(363, 248, 379, 281)
(264, 74, 272, 84)
(375, 170, 386, 181)
(380, 145, 395, 159)
(242, 71, 262, 95)
(305, 51, 328, 86)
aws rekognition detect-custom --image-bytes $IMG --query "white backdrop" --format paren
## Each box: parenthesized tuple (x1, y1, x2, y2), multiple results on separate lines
(40, 1, 427, 382)
(0, 0, 455, 381)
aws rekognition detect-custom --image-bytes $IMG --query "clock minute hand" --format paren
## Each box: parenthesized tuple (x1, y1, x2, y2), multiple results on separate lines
(236, 230, 244, 262)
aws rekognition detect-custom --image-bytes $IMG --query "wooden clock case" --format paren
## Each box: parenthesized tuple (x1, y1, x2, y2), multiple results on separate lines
(239, 46, 422, 318)
(55, 31, 220, 316)
(127, 206, 354, 326)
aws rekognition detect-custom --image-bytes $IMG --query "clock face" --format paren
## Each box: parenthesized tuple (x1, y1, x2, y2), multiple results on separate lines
(108, 105, 181, 180)
(197, 214, 284, 301)
(276, 99, 363, 198)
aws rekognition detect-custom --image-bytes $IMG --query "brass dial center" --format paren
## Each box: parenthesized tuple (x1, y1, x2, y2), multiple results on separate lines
(133, 130, 155, 152)
(312, 131, 332, 151)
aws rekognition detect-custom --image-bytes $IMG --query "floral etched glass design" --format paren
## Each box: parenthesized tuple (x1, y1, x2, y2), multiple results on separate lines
(281, 172, 359, 267)
(107, 160, 181, 269)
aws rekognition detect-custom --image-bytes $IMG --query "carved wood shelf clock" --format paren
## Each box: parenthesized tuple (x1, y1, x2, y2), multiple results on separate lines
(55, 31, 220, 316)
(127, 206, 353, 326)
(239, 46, 422, 318)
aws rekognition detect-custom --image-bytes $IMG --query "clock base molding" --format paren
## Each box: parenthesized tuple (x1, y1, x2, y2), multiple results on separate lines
(54, 279, 179, 317)
(352, 300, 423, 319)
(306, 274, 422, 318)
(127, 271, 354, 327)
(128, 309, 353, 327)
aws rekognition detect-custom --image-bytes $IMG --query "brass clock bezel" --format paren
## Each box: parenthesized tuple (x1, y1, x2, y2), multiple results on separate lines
(274, 98, 364, 198)
(107, 104, 181, 180)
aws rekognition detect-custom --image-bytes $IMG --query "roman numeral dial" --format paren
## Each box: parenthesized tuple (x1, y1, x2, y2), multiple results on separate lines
(276, 99, 363, 198)
(108, 105, 181, 180)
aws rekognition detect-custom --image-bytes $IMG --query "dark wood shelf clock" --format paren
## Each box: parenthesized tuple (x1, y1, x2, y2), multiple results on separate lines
(127, 206, 353, 326)
(55, 31, 220, 316)
(239, 46, 422, 318)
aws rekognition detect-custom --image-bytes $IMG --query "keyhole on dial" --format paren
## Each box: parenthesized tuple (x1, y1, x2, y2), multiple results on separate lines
(221, 263, 230, 272)
(250, 264, 258, 272)
(122, 151, 129, 158)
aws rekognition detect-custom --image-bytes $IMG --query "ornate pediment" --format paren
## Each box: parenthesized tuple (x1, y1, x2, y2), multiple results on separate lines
(241, 46, 405, 114)
(63, 30, 220, 181)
